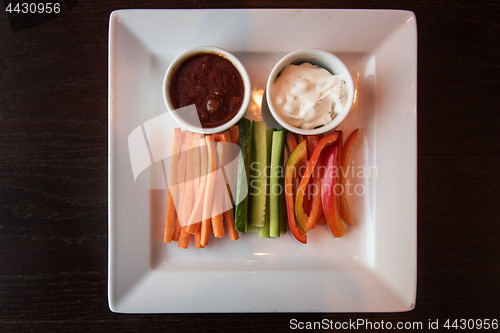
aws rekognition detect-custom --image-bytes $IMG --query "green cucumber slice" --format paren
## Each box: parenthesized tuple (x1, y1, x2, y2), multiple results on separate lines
(249, 121, 268, 228)
(259, 128, 274, 238)
(234, 118, 252, 232)
(269, 129, 285, 237)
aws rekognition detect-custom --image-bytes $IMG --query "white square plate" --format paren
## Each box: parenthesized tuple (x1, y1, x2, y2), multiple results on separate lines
(108, 9, 417, 313)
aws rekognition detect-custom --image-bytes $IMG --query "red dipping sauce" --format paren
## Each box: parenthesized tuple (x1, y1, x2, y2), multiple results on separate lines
(169, 53, 244, 128)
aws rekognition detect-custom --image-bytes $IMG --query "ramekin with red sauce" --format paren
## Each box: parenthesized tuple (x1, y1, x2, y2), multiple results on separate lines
(163, 46, 251, 134)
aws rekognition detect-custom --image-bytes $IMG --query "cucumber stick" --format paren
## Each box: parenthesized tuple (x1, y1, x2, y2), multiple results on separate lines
(269, 129, 285, 237)
(249, 121, 268, 227)
(259, 128, 274, 238)
(234, 118, 252, 232)
(279, 129, 287, 234)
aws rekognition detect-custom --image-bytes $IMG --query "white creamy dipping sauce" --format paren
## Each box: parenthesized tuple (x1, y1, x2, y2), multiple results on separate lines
(272, 63, 347, 130)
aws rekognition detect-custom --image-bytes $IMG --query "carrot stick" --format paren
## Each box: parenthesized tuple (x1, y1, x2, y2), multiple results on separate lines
(178, 227, 190, 249)
(186, 135, 207, 234)
(200, 218, 211, 247)
(176, 132, 188, 224)
(229, 125, 239, 145)
(202, 136, 216, 222)
(212, 130, 236, 209)
(164, 128, 182, 243)
(224, 209, 239, 241)
(186, 222, 201, 235)
(181, 132, 195, 227)
(172, 217, 181, 241)
(217, 141, 234, 210)
(212, 214, 225, 238)
(209, 136, 225, 238)
(194, 227, 204, 248)
(212, 129, 231, 143)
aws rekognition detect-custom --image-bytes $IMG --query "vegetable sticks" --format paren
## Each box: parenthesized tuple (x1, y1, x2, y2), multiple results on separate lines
(340, 129, 358, 226)
(229, 125, 239, 145)
(181, 132, 195, 227)
(209, 138, 225, 238)
(178, 227, 190, 249)
(224, 209, 239, 241)
(164, 128, 182, 243)
(269, 130, 285, 237)
(176, 132, 188, 224)
(186, 135, 207, 234)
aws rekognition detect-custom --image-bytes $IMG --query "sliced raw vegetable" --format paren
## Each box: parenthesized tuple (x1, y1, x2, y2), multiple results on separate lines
(202, 136, 216, 222)
(194, 227, 204, 248)
(172, 217, 181, 242)
(178, 227, 191, 249)
(269, 129, 285, 237)
(247, 225, 259, 232)
(186, 135, 206, 234)
(340, 129, 358, 226)
(209, 136, 225, 238)
(304, 134, 328, 230)
(234, 118, 252, 232)
(295, 131, 340, 233)
(286, 131, 298, 154)
(176, 132, 188, 224)
(164, 127, 182, 243)
(200, 218, 211, 247)
(259, 128, 273, 238)
(285, 140, 308, 244)
(305, 168, 323, 230)
(224, 209, 239, 241)
(321, 144, 344, 237)
(295, 133, 304, 143)
(229, 125, 239, 145)
(182, 132, 196, 227)
(249, 121, 268, 227)
(217, 140, 234, 215)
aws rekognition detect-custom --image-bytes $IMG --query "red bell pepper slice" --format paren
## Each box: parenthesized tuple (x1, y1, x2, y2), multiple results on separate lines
(287, 131, 298, 152)
(340, 129, 358, 226)
(304, 135, 325, 229)
(321, 144, 345, 237)
(295, 132, 340, 233)
(285, 140, 308, 243)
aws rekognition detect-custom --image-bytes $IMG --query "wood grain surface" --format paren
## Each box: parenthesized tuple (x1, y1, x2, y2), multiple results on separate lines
(1, 0, 499, 332)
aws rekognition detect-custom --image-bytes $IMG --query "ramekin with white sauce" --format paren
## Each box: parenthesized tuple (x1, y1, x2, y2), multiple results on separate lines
(266, 49, 354, 135)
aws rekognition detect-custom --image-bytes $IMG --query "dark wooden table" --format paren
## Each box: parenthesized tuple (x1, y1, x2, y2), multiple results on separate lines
(1, 1, 499, 331)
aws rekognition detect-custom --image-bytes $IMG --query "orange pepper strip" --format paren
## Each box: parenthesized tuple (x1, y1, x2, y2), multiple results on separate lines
(340, 129, 358, 226)
(285, 140, 308, 244)
(295, 132, 340, 233)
